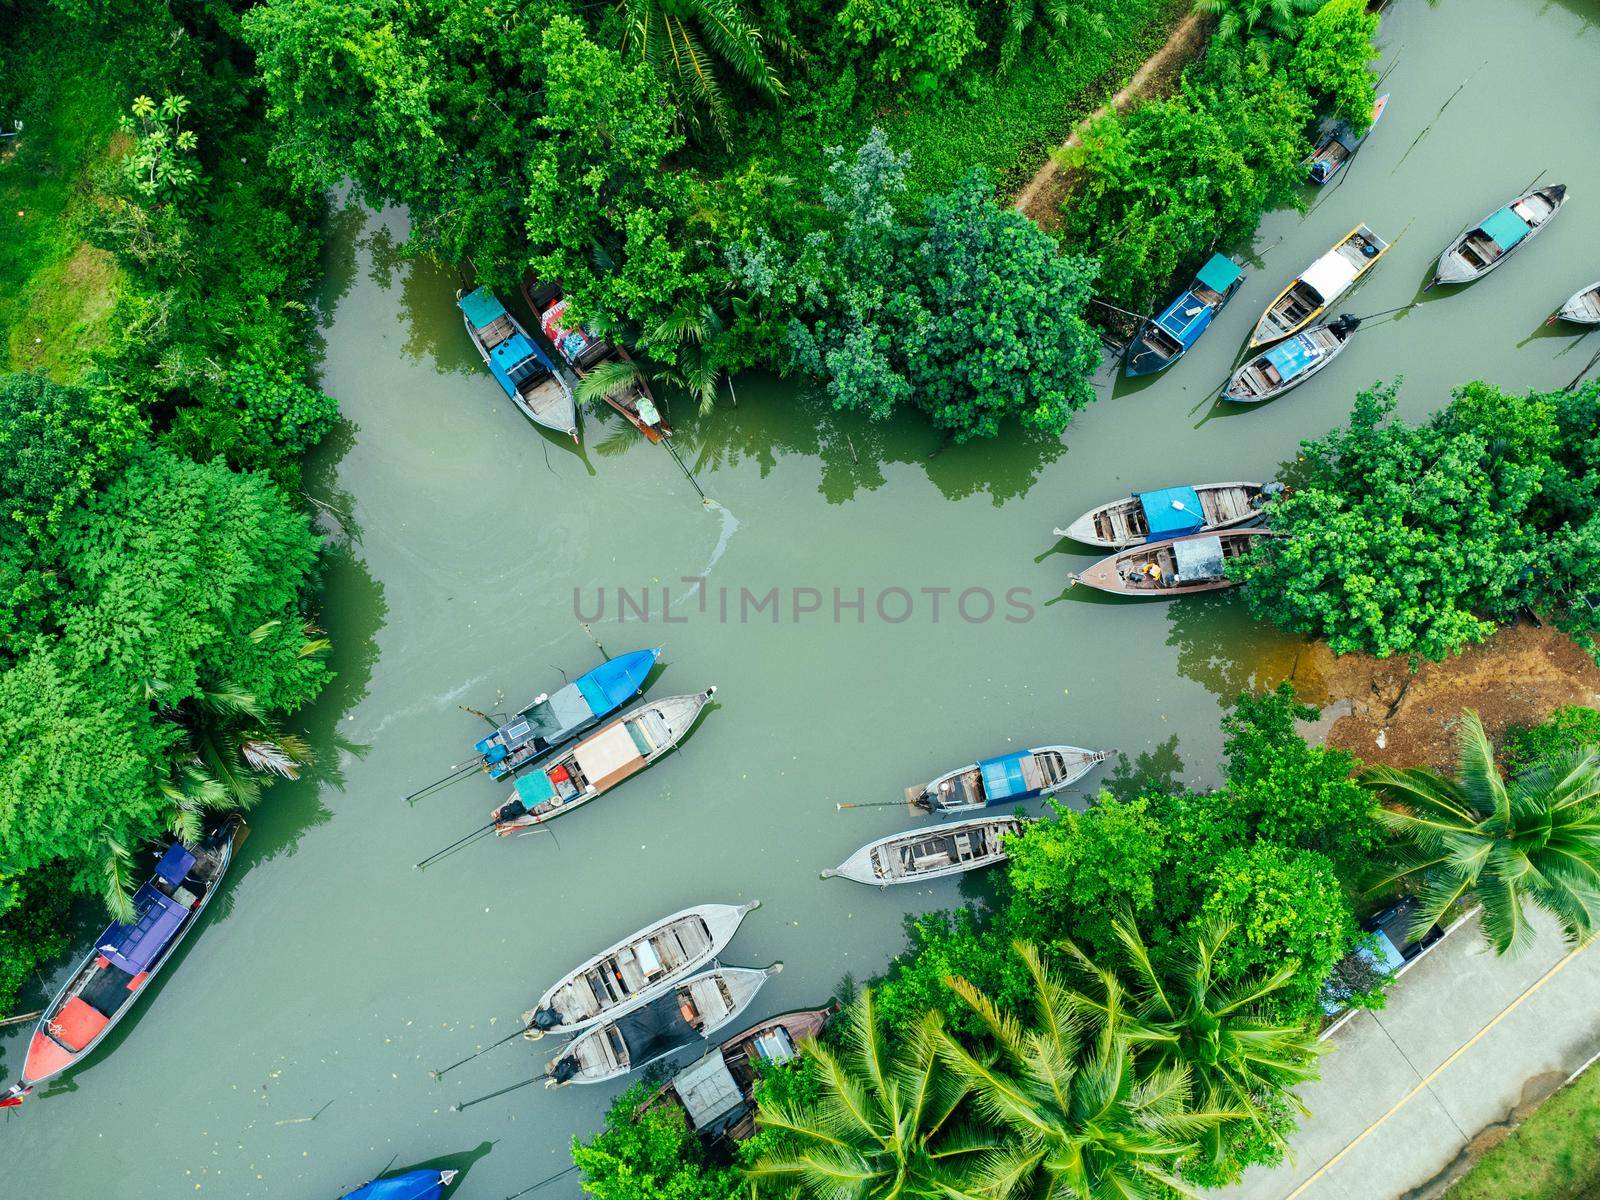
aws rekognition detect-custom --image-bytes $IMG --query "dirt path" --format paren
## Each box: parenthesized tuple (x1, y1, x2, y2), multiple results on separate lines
(1013, 9, 1210, 230)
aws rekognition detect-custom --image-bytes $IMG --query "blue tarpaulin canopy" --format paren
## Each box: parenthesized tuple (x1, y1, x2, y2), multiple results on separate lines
(1195, 254, 1244, 296)
(457, 287, 506, 331)
(1137, 486, 1205, 539)
(1481, 206, 1530, 252)
(1264, 334, 1316, 379)
(979, 752, 1033, 803)
(514, 771, 557, 806)
(154, 842, 195, 886)
(99, 885, 187, 974)
(341, 1169, 454, 1200)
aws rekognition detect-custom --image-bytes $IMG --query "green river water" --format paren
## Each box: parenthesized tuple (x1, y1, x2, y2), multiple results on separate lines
(5, 0, 1600, 1193)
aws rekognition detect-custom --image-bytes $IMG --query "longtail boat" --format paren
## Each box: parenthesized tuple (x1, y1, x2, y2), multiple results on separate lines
(456, 286, 578, 440)
(477, 648, 660, 780)
(1124, 254, 1246, 377)
(906, 745, 1107, 816)
(1, 819, 246, 1108)
(522, 901, 761, 1039)
(1430, 185, 1568, 287)
(521, 275, 670, 443)
(823, 814, 1031, 887)
(491, 689, 716, 834)
(1249, 224, 1388, 347)
(340, 1169, 459, 1200)
(1057, 482, 1265, 549)
(646, 1005, 838, 1139)
(1224, 316, 1360, 403)
(544, 963, 781, 1087)
(1070, 529, 1280, 598)
(1303, 93, 1390, 184)
(1551, 280, 1600, 326)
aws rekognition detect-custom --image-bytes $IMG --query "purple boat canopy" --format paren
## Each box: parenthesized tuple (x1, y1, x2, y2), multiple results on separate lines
(98, 885, 189, 974)
(155, 842, 195, 886)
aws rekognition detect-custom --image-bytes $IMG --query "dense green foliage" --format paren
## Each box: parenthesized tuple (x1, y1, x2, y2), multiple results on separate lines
(571, 1081, 743, 1199)
(0, 0, 334, 1010)
(1232, 380, 1600, 661)
(1365, 711, 1600, 955)
(1505, 706, 1600, 777)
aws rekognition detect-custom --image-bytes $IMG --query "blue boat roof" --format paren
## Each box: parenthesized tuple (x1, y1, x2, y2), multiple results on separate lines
(1195, 254, 1244, 295)
(979, 752, 1034, 803)
(1264, 334, 1316, 379)
(341, 1170, 454, 1200)
(1481, 206, 1530, 252)
(1154, 290, 1215, 347)
(155, 842, 195, 886)
(1137, 486, 1206, 538)
(578, 649, 659, 717)
(458, 287, 506, 331)
(486, 332, 552, 398)
(514, 770, 557, 806)
(98, 885, 188, 974)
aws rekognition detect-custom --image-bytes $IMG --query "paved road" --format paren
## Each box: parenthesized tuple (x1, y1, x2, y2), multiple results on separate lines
(1217, 909, 1600, 1200)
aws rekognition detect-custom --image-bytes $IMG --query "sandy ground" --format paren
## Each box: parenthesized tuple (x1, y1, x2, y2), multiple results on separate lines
(1012, 9, 1212, 229)
(1286, 623, 1600, 769)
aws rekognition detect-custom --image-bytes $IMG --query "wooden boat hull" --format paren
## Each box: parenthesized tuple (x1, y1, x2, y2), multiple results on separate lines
(1432, 185, 1567, 286)
(3, 819, 246, 1106)
(1225, 320, 1357, 403)
(1060, 482, 1264, 548)
(1304, 92, 1389, 184)
(1555, 282, 1600, 325)
(458, 288, 579, 440)
(823, 814, 1032, 886)
(1248, 224, 1388, 347)
(523, 900, 761, 1037)
(1124, 254, 1246, 377)
(492, 689, 715, 833)
(1071, 530, 1280, 598)
(544, 964, 782, 1087)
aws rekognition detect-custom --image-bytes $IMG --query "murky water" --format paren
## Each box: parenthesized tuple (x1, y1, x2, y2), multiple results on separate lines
(5, 0, 1599, 1193)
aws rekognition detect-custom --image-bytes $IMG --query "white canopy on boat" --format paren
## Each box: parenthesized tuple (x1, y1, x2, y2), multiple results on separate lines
(574, 723, 642, 783)
(1301, 251, 1361, 304)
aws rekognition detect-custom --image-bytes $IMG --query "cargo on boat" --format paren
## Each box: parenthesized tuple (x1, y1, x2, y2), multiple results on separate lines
(1070, 530, 1280, 598)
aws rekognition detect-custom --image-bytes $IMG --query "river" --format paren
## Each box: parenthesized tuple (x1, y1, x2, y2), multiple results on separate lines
(4, 0, 1599, 1193)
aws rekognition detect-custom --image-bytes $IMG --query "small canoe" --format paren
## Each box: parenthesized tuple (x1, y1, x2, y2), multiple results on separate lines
(1124, 254, 1247, 377)
(823, 814, 1032, 887)
(1057, 482, 1266, 549)
(1552, 281, 1600, 326)
(907, 746, 1108, 816)
(1430, 185, 1568, 287)
(1224, 316, 1360, 403)
(1070, 529, 1280, 598)
(544, 963, 782, 1087)
(457, 286, 579, 441)
(477, 648, 660, 780)
(522, 901, 761, 1038)
(340, 1169, 459, 1200)
(491, 689, 715, 834)
(1304, 93, 1390, 185)
(1, 819, 246, 1108)
(647, 1005, 838, 1139)
(1249, 224, 1388, 347)
(522, 275, 671, 443)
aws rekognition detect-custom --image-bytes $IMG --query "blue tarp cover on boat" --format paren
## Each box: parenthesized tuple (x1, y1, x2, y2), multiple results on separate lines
(578, 649, 659, 717)
(514, 771, 558, 806)
(1264, 334, 1316, 379)
(458, 287, 506, 331)
(341, 1169, 452, 1200)
(979, 752, 1032, 803)
(99, 885, 187, 974)
(1137, 486, 1205, 538)
(1195, 254, 1244, 295)
(154, 842, 195, 886)
(1481, 206, 1530, 251)
(1154, 291, 1214, 347)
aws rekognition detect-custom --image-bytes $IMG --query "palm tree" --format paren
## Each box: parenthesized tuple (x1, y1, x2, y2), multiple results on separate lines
(936, 942, 1234, 1199)
(1196, 0, 1320, 42)
(1064, 919, 1323, 1171)
(646, 301, 731, 416)
(996, 0, 1084, 73)
(1363, 710, 1600, 954)
(748, 988, 996, 1199)
(621, 0, 785, 143)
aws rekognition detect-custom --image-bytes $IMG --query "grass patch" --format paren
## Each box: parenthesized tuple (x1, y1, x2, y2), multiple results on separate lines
(1446, 1065, 1600, 1200)
(0, 27, 128, 379)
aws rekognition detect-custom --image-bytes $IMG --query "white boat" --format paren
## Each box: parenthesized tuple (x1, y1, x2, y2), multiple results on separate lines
(543, 964, 782, 1086)
(1430, 185, 1567, 287)
(1249, 223, 1388, 347)
(522, 901, 760, 1038)
(1553, 280, 1600, 326)
(1057, 483, 1265, 549)
(907, 745, 1108, 815)
(822, 814, 1031, 887)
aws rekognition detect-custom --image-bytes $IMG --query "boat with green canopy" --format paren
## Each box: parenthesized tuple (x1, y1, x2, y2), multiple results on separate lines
(1430, 185, 1567, 287)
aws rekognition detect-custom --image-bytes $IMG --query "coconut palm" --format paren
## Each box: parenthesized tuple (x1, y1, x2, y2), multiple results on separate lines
(646, 301, 730, 415)
(1064, 918, 1323, 1170)
(621, 0, 785, 143)
(936, 941, 1235, 1199)
(1362, 710, 1600, 954)
(996, 0, 1088, 73)
(1196, 0, 1320, 42)
(181, 680, 311, 810)
(748, 988, 996, 1199)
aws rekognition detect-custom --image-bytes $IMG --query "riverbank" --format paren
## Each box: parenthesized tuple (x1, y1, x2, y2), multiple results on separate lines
(1438, 1056, 1600, 1200)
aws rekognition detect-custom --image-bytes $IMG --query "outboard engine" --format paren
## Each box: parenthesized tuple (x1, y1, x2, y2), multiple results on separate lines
(531, 1005, 561, 1032)
(1331, 313, 1362, 336)
(548, 1055, 580, 1086)
(494, 798, 529, 824)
